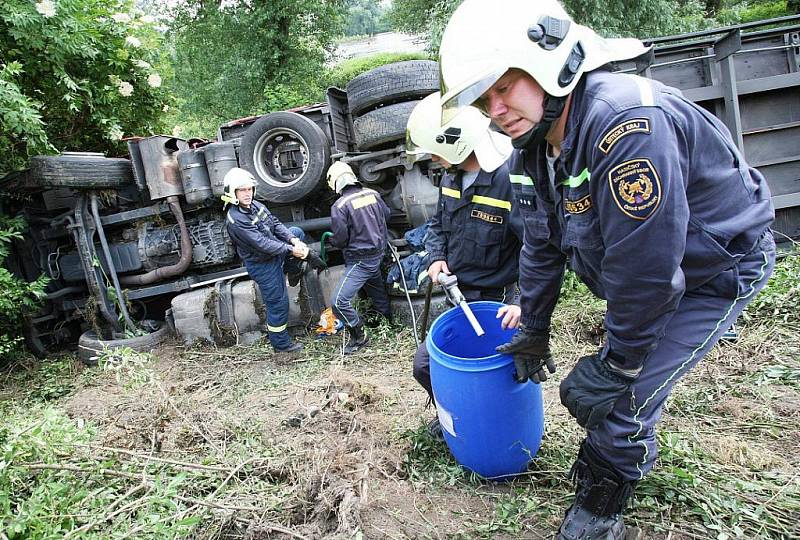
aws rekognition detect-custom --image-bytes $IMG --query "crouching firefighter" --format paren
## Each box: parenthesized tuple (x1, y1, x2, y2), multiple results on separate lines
(405, 92, 523, 436)
(327, 162, 393, 355)
(438, 0, 776, 538)
(223, 167, 324, 353)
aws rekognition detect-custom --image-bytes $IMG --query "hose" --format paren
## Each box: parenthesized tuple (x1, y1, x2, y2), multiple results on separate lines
(120, 196, 192, 286)
(387, 241, 419, 346)
(90, 194, 138, 332)
(320, 231, 333, 264)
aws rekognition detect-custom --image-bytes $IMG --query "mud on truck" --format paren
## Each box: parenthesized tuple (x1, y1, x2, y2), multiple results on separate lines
(2, 17, 800, 361)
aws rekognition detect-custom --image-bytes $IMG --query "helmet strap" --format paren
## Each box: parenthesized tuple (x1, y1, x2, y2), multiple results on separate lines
(511, 93, 567, 149)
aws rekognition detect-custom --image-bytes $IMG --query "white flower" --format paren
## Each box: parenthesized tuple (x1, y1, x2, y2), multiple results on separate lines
(117, 81, 134, 97)
(35, 1, 56, 18)
(125, 36, 141, 48)
(133, 60, 151, 69)
(162, 104, 170, 113)
(172, 125, 182, 137)
(107, 125, 124, 141)
(111, 13, 131, 23)
(147, 73, 162, 88)
(141, 15, 156, 24)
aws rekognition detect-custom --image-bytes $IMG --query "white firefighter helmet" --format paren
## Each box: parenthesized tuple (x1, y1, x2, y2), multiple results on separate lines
(326, 161, 360, 194)
(438, 0, 651, 121)
(406, 92, 512, 172)
(222, 167, 257, 205)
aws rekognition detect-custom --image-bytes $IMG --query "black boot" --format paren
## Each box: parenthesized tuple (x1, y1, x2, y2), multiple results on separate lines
(556, 441, 636, 540)
(343, 323, 368, 354)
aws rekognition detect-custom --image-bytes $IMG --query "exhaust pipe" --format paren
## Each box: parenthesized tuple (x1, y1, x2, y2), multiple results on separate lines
(120, 196, 193, 286)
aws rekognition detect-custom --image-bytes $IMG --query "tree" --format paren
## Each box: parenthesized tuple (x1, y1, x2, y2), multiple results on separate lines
(0, 0, 171, 176)
(168, 0, 346, 138)
(389, 0, 797, 51)
(344, 0, 391, 36)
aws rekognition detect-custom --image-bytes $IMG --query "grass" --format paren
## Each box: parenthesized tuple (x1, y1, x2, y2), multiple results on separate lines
(0, 254, 798, 538)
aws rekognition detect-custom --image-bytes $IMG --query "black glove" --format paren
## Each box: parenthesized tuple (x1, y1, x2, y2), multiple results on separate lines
(559, 351, 638, 430)
(305, 250, 327, 271)
(496, 326, 555, 384)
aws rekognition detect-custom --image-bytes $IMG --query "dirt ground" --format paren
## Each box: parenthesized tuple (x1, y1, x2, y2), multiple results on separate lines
(48, 297, 800, 540)
(62, 324, 546, 540)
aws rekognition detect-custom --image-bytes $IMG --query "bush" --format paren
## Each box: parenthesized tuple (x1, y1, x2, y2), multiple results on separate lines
(0, 0, 171, 176)
(0, 216, 47, 362)
(325, 52, 432, 89)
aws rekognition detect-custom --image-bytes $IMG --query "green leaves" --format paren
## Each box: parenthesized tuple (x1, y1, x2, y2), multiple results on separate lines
(168, 0, 346, 137)
(0, 0, 171, 176)
(0, 216, 48, 361)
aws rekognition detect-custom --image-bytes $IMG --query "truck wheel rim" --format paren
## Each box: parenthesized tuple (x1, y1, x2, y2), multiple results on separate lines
(252, 127, 310, 188)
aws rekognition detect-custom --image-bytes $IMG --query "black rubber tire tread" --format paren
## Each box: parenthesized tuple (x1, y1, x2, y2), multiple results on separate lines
(30, 155, 133, 188)
(239, 112, 331, 204)
(77, 323, 172, 366)
(354, 101, 420, 151)
(346, 60, 439, 116)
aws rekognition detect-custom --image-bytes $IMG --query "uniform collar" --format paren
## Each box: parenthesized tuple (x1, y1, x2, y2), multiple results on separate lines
(452, 168, 493, 190)
(559, 74, 590, 160)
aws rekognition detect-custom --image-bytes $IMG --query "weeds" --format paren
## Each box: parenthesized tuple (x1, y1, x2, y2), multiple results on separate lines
(98, 347, 154, 389)
(0, 256, 797, 538)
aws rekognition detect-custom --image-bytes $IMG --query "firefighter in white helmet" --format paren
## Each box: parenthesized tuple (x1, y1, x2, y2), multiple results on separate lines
(406, 93, 523, 437)
(223, 168, 322, 353)
(326, 161, 392, 354)
(439, 1, 775, 538)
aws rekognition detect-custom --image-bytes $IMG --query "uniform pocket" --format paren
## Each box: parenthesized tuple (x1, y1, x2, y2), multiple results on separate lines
(564, 212, 603, 250)
(522, 209, 550, 241)
(684, 218, 739, 293)
(466, 221, 504, 267)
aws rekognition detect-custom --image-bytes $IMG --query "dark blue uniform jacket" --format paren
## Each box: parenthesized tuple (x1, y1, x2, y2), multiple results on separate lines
(226, 200, 297, 265)
(426, 164, 524, 292)
(330, 184, 391, 261)
(511, 70, 774, 368)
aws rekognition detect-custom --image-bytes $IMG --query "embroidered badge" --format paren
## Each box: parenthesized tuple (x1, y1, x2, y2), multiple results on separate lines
(598, 118, 651, 154)
(607, 158, 661, 220)
(565, 195, 592, 214)
(471, 208, 504, 224)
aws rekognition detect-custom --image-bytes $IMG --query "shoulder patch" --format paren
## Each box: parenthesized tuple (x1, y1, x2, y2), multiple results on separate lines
(598, 118, 651, 154)
(607, 158, 661, 220)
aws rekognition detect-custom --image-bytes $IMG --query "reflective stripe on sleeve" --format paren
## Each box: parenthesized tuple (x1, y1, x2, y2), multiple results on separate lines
(561, 168, 591, 188)
(509, 174, 534, 186)
(441, 187, 461, 199)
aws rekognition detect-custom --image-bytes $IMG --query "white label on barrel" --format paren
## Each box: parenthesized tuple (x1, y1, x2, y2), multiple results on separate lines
(437, 406, 456, 437)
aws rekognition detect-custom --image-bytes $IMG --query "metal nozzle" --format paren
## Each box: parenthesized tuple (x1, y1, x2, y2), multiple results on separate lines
(437, 272, 485, 337)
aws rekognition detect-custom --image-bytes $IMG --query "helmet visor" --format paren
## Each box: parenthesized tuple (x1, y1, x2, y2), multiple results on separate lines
(441, 69, 506, 124)
(405, 128, 429, 164)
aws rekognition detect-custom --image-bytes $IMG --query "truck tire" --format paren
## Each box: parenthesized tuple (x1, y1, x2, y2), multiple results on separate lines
(77, 322, 172, 366)
(240, 112, 331, 204)
(346, 61, 439, 116)
(30, 153, 133, 189)
(354, 101, 419, 151)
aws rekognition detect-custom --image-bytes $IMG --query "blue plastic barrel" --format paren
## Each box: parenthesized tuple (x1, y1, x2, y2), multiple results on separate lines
(427, 301, 544, 479)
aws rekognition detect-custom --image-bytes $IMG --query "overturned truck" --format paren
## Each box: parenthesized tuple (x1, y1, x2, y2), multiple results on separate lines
(2, 17, 800, 359)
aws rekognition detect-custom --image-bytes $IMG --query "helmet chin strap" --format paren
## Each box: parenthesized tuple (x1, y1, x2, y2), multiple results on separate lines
(511, 93, 567, 149)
